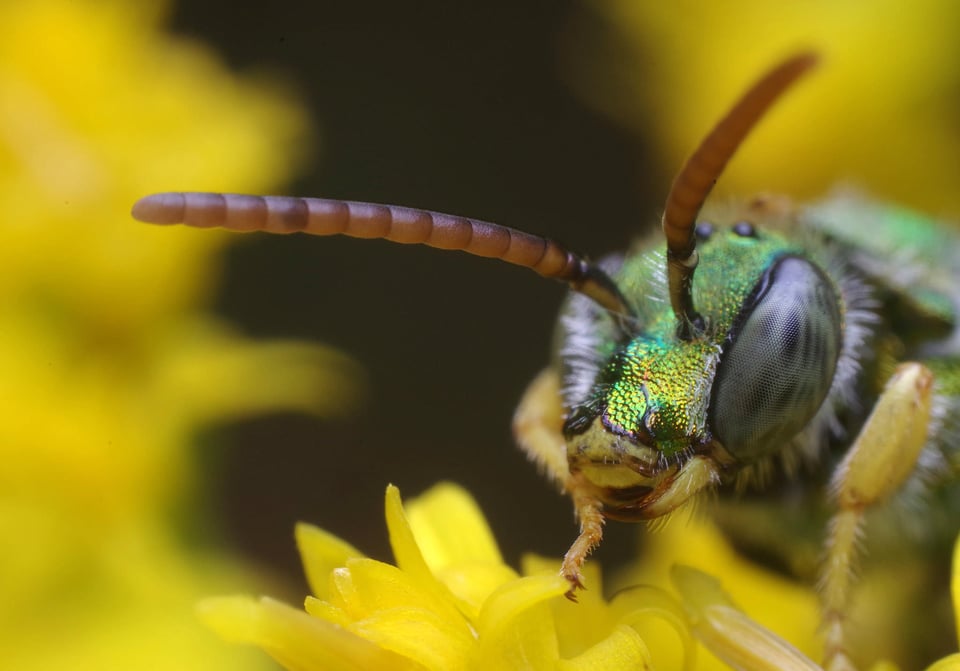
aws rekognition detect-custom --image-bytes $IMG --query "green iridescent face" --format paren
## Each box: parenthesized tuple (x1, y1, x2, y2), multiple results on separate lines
(562, 214, 843, 513)
(597, 337, 719, 458)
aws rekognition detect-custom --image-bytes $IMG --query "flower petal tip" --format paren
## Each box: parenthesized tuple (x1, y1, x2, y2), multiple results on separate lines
(196, 595, 262, 644)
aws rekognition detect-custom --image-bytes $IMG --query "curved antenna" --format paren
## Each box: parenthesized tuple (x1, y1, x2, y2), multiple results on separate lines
(662, 51, 818, 337)
(132, 192, 634, 318)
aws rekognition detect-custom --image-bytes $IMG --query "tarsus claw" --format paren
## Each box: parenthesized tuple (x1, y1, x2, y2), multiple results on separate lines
(563, 571, 585, 601)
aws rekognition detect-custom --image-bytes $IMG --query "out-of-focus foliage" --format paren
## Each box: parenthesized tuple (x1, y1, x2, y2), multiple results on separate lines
(0, 0, 359, 668)
(565, 0, 960, 214)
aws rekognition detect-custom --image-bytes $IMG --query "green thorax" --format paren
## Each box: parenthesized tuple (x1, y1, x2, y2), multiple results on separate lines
(805, 195, 959, 337)
(594, 221, 806, 458)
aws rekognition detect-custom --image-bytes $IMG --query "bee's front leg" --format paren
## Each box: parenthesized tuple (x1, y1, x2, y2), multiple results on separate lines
(513, 368, 605, 598)
(821, 362, 934, 671)
(558, 475, 605, 599)
(513, 368, 570, 488)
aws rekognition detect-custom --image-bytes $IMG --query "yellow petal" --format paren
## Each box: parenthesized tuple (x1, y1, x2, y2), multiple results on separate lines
(405, 483, 516, 619)
(618, 511, 821, 660)
(523, 555, 612, 656)
(318, 555, 476, 670)
(198, 596, 421, 671)
(330, 557, 468, 634)
(953, 533, 960, 647)
(406, 482, 504, 567)
(476, 574, 568, 669)
(926, 653, 960, 671)
(296, 522, 364, 600)
(433, 562, 520, 623)
(611, 585, 696, 671)
(386, 484, 445, 584)
(384, 484, 469, 615)
(352, 607, 475, 671)
(304, 596, 351, 627)
(671, 566, 820, 671)
(155, 331, 364, 422)
(557, 624, 653, 671)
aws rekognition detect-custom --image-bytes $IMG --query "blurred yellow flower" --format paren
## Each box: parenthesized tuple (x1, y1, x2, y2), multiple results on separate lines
(1, 0, 360, 669)
(907, 535, 960, 671)
(566, 0, 960, 214)
(913, 538, 960, 671)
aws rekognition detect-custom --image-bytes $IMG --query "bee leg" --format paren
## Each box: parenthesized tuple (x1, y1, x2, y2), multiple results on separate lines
(821, 362, 933, 671)
(513, 368, 570, 488)
(513, 369, 604, 597)
(558, 479, 605, 599)
(672, 565, 822, 671)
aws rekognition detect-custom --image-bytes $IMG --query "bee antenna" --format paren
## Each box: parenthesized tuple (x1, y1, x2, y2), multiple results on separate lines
(662, 51, 818, 339)
(131, 192, 636, 322)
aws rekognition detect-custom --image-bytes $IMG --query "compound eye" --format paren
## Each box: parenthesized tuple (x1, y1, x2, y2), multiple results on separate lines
(709, 256, 842, 461)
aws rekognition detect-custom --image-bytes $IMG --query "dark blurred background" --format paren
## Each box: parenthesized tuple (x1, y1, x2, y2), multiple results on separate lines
(170, 0, 663, 592)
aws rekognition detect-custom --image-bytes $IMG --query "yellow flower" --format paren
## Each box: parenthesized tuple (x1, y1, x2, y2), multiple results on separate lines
(922, 536, 960, 671)
(1, 0, 359, 669)
(616, 511, 822, 670)
(199, 483, 960, 671)
(199, 483, 700, 671)
(565, 0, 960, 214)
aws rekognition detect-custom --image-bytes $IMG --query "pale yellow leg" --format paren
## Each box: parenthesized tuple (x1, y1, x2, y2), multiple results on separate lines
(512, 368, 605, 596)
(513, 368, 570, 487)
(672, 565, 822, 671)
(821, 362, 933, 671)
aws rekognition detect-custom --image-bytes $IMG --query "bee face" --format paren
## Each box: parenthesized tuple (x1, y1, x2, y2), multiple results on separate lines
(562, 212, 842, 472)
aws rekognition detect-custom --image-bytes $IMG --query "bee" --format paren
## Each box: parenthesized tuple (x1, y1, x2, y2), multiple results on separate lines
(133, 53, 960, 670)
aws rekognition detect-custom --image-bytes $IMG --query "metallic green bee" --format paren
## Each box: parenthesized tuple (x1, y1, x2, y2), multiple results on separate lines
(133, 53, 959, 670)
